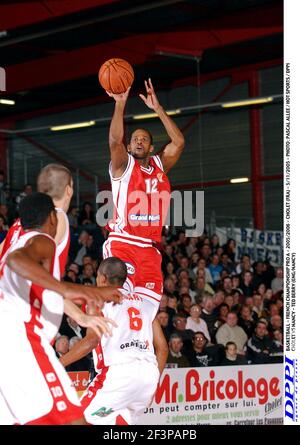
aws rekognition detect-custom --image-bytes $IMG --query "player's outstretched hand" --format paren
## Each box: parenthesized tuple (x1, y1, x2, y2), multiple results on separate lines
(62, 282, 122, 306)
(77, 313, 117, 338)
(106, 86, 131, 102)
(139, 78, 160, 111)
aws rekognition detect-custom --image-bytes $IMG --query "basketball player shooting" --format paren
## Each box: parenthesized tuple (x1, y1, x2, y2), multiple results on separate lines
(104, 78, 185, 307)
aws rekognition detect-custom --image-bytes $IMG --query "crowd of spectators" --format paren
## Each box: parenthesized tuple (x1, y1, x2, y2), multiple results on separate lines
(0, 172, 284, 371)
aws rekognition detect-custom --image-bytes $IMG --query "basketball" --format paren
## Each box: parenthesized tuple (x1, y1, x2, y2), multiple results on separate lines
(98, 58, 134, 94)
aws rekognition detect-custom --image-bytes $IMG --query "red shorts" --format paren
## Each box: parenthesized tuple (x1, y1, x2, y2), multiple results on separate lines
(103, 232, 163, 308)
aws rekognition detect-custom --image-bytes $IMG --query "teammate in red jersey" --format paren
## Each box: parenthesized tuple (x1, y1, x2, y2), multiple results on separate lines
(0, 193, 120, 425)
(104, 79, 185, 307)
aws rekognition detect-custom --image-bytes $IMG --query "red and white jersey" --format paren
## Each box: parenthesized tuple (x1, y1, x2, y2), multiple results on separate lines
(93, 289, 157, 372)
(0, 219, 24, 261)
(108, 154, 170, 243)
(0, 208, 70, 278)
(0, 231, 64, 343)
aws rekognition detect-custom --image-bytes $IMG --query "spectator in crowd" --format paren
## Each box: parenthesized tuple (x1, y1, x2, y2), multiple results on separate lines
(210, 234, 220, 254)
(200, 244, 212, 263)
(271, 267, 283, 294)
(238, 305, 256, 338)
(193, 258, 213, 284)
(176, 231, 188, 256)
(231, 275, 242, 293)
(68, 206, 79, 231)
(171, 314, 194, 352)
(59, 315, 86, 340)
(80, 263, 96, 285)
(15, 184, 33, 209)
(177, 293, 192, 317)
(269, 314, 283, 335)
(247, 320, 283, 364)
(235, 254, 253, 275)
(156, 311, 171, 342)
(78, 201, 95, 226)
(208, 254, 223, 285)
(252, 293, 268, 318)
(200, 294, 218, 341)
(216, 312, 248, 355)
(222, 239, 236, 263)
(195, 276, 215, 302)
(0, 214, 8, 243)
(252, 261, 265, 289)
(176, 257, 195, 281)
(214, 303, 230, 330)
(55, 335, 70, 358)
(186, 304, 211, 342)
(222, 276, 233, 295)
(185, 332, 223, 367)
(220, 253, 235, 274)
(273, 329, 283, 348)
(166, 334, 190, 368)
(159, 294, 176, 328)
(212, 289, 225, 311)
(66, 336, 92, 372)
(220, 342, 248, 366)
(167, 294, 178, 314)
(240, 271, 254, 297)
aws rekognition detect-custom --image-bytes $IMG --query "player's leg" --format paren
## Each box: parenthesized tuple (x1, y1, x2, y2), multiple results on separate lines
(134, 246, 163, 309)
(81, 364, 136, 425)
(0, 317, 83, 425)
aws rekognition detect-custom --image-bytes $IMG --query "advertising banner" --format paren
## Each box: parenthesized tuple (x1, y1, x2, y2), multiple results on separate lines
(68, 371, 90, 398)
(138, 365, 283, 425)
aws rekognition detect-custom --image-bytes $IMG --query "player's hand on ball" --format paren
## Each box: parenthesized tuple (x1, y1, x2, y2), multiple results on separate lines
(106, 86, 131, 102)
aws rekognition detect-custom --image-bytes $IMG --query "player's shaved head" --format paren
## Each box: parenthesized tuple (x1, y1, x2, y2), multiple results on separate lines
(98, 257, 127, 286)
(37, 163, 72, 200)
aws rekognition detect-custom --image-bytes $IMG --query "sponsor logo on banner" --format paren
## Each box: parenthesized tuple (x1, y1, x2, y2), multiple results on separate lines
(285, 356, 298, 422)
(138, 365, 283, 425)
(125, 262, 135, 275)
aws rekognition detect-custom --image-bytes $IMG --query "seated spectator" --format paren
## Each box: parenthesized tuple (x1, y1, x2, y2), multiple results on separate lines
(55, 335, 69, 358)
(271, 267, 283, 294)
(240, 271, 254, 297)
(235, 254, 253, 275)
(195, 276, 215, 301)
(171, 314, 194, 352)
(220, 342, 248, 366)
(247, 320, 283, 364)
(185, 332, 224, 367)
(166, 334, 190, 368)
(214, 303, 230, 330)
(176, 256, 196, 281)
(80, 263, 96, 285)
(70, 230, 89, 265)
(238, 305, 256, 338)
(65, 336, 92, 372)
(244, 296, 258, 322)
(269, 314, 283, 335)
(186, 304, 211, 342)
(231, 289, 243, 312)
(222, 276, 232, 295)
(208, 254, 223, 285)
(273, 329, 283, 348)
(220, 253, 235, 275)
(252, 293, 268, 318)
(159, 294, 176, 328)
(222, 238, 236, 263)
(193, 258, 213, 284)
(167, 295, 178, 314)
(164, 277, 178, 297)
(210, 234, 220, 254)
(15, 183, 33, 209)
(64, 268, 80, 284)
(179, 284, 196, 304)
(231, 275, 242, 293)
(68, 206, 79, 231)
(156, 311, 171, 342)
(59, 315, 86, 340)
(177, 293, 192, 317)
(78, 201, 95, 226)
(216, 311, 248, 355)
(0, 213, 8, 243)
(212, 290, 225, 311)
(252, 261, 265, 290)
(200, 293, 218, 342)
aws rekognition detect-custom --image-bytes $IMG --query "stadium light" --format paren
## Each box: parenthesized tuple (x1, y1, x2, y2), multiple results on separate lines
(133, 109, 181, 120)
(230, 177, 250, 184)
(222, 97, 273, 108)
(51, 121, 96, 131)
(0, 98, 15, 105)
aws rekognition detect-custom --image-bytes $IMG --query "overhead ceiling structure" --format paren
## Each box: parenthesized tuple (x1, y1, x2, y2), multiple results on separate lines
(0, 0, 283, 120)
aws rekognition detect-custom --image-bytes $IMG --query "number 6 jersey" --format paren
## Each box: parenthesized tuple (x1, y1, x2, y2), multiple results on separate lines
(93, 289, 158, 371)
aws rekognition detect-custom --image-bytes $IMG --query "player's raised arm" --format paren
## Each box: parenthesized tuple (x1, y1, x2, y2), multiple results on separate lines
(107, 87, 131, 178)
(139, 79, 185, 173)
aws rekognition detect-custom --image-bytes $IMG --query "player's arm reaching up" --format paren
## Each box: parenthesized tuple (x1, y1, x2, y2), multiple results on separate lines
(106, 87, 131, 178)
(139, 79, 185, 173)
